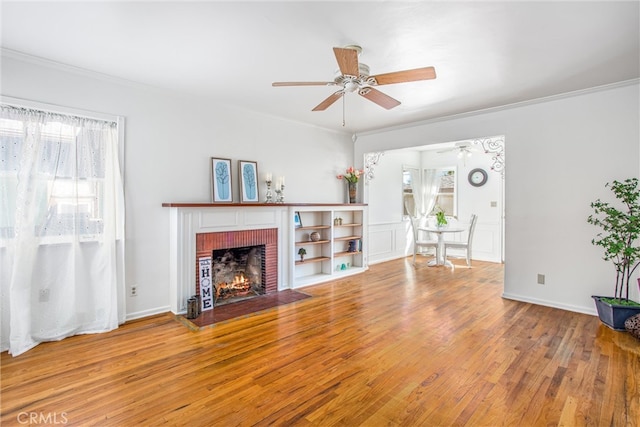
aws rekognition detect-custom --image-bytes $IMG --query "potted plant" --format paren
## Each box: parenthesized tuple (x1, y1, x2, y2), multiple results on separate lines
(587, 178, 640, 330)
(433, 205, 447, 228)
(297, 247, 307, 262)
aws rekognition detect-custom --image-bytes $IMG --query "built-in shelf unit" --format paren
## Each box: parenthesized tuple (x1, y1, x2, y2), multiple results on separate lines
(291, 205, 367, 288)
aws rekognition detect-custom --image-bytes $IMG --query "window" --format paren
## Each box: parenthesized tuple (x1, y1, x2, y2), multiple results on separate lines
(429, 167, 457, 217)
(0, 112, 113, 241)
(402, 166, 419, 216)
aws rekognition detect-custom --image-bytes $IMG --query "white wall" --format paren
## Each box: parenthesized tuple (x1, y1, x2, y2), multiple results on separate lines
(365, 149, 418, 263)
(356, 82, 640, 316)
(1, 53, 353, 319)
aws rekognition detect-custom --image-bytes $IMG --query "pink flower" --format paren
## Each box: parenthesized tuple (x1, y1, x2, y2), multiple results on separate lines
(337, 167, 364, 183)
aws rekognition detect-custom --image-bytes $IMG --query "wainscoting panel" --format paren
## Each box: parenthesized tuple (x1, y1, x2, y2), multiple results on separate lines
(368, 219, 502, 265)
(199, 210, 240, 229)
(368, 222, 409, 264)
(437, 222, 502, 263)
(244, 210, 278, 227)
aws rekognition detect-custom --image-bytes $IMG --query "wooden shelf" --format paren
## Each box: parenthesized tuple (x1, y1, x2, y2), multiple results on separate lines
(295, 256, 330, 266)
(335, 251, 362, 258)
(295, 239, 330, 246)
(297, 225, 331, 231)
(335, 223, 362, 227)
(334, 236, 362, 242)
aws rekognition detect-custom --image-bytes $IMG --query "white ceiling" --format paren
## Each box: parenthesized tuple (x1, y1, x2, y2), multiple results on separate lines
(2, 1, 638, 135)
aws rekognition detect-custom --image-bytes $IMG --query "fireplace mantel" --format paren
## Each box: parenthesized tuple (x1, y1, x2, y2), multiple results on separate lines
(162, 203, 366, 207)
(163, 203, 368, 314)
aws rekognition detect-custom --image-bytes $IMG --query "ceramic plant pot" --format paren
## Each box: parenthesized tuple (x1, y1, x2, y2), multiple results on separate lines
(592, 295, 640, 331)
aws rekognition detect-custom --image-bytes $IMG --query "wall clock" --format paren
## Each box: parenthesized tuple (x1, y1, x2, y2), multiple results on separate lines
(468, 168, 488, 187)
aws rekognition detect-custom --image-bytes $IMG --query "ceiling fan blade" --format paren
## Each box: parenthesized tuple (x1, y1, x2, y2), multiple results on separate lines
(272, 81, 335, 87)
(312, 91, 343, 111)
(333, 47, 360, 77)
(359, 87, 401, 110)
(370, 66, 436, 85)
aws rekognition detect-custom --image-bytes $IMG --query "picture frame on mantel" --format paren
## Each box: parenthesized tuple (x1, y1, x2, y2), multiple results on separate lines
(238, 160, 259, 203)
(210, 157, 233, 203)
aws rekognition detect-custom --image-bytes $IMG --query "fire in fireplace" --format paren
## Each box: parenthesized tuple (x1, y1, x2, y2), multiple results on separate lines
(212, 245, 265, 305)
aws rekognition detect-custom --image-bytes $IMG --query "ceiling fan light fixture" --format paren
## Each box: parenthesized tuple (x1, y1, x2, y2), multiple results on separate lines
(457, 147, 473, 158)
(344, 80, 359, 93)
(334, 63, 370, 84)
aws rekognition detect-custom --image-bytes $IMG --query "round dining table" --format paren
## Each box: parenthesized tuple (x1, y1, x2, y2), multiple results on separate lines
(419, 226, 464, 267)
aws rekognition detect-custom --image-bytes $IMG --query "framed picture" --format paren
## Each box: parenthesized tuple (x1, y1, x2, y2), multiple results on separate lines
(210, 157, 233, 203)
(238, 160, 259, 203)
(294, 211, 302, 228)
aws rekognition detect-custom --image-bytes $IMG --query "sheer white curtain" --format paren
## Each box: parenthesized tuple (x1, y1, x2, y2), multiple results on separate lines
(408, 168, 422, 217)
(422, 169, 442, 217)
(0, 104, 125, 356)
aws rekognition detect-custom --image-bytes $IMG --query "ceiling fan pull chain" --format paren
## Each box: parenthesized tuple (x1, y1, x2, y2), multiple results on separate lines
(342, 93, 346, 127)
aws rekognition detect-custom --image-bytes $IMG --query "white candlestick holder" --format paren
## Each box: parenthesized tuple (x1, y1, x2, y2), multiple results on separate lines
(275, 184, 285, 203)
(265, 180, 274, 203)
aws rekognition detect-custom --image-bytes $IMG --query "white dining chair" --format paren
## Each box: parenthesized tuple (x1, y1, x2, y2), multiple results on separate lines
(442, 214, 478, 268)
(408, 215, 439, 265)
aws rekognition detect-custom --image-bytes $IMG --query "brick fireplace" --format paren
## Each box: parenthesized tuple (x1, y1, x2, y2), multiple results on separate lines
(195, 228, 278, 305)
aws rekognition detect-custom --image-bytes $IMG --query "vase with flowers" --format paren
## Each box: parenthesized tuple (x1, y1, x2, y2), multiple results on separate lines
(337, 166, 364, 203)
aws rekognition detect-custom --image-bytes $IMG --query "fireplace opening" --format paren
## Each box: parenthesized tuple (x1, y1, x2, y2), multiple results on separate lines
(195, 228, 277, 312)
(212, 245, 265, 306)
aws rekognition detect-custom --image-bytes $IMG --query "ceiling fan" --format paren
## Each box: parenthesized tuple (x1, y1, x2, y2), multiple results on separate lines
(437, 142, 479, 163)
(437, 142, 475, 154)
(272, 45, 436, 112)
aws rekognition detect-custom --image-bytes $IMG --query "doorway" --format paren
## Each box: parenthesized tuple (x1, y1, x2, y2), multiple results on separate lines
(363, 135, 505, 264)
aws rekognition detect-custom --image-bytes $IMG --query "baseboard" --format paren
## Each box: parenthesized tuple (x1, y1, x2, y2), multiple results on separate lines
(125, 305, 172, 322)
(369, 253, 408, 265)
(501, 292, 597, 317)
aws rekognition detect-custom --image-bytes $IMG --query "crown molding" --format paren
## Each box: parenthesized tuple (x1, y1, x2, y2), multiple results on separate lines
(1, 48, 163, 91)
(4, 47, 636, 138)
(1, 48, 350, 137)
(359, 78, 640, 137)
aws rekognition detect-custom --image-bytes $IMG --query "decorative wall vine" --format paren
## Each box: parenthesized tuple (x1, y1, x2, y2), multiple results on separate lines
(472, 137, 505, 176)
(364, 151, 384, 183)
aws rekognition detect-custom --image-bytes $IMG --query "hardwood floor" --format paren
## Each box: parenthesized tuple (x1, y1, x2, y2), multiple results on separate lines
(1, 258, 638, 426)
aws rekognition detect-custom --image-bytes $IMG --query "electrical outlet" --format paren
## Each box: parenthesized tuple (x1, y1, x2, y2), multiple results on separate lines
(131, 286, 137, 297)
(537, 274, 545, 285)
(39, 289, 50, 302)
